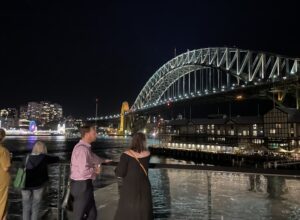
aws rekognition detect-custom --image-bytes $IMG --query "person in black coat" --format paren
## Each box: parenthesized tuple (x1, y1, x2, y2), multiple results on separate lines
(21, 141, 59, 220)
(115, 132, 153, 220)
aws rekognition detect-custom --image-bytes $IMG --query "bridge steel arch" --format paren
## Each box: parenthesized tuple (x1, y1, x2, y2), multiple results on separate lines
(131, 47, 300, 111)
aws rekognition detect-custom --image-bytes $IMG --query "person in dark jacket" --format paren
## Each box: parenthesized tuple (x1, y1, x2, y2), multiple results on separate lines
(114, 132, 153, 220)
(21, 141, 59, 220)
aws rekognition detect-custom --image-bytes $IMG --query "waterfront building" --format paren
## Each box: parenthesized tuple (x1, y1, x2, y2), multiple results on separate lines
(0, 108, 18, 119)
(0, 108, 19, 128)
(27, 102, 42, 121)
(0, 117, 17, 129)
(264, 107, 300, 150)
(24, 101, 63, 125)
(160, 107, 300, 150)
(18, 119, 30, 130)
(19, 105, 28, 119)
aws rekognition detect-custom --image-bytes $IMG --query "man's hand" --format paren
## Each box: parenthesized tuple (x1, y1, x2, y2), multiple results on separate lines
(104, 159, 113, 164)
(94, 164, 102, 175)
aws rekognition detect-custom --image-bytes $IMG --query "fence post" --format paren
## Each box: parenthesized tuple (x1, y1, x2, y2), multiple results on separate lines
(57, 164, 62, 220)
(61, 165, 67, 220)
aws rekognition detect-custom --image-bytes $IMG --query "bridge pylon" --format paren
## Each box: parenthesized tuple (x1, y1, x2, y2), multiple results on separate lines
(118, 101, 129, 135)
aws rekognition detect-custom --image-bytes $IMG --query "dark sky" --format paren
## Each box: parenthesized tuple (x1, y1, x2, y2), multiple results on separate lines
(1, 0, 299, 117)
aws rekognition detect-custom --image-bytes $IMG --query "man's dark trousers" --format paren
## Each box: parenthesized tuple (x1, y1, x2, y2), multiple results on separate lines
(71, 179, 97, 220)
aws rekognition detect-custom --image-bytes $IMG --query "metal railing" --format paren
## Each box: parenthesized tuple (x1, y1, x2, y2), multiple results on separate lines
(53, 161, 300, 220)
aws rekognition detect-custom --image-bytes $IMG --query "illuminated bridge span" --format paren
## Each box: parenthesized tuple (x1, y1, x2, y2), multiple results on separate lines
(89, 47, 300, 121)
(131, 47, 300, 111)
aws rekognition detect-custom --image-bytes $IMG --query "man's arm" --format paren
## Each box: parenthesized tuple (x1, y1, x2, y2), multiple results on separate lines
(91, 152, 112, 165)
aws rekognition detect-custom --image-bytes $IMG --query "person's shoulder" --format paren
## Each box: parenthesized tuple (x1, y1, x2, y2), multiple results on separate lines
(124, 150, 150, 158)
(74, 143, 89, 151)
(141, 150, 151, 158)
(122, 151, 131, 157)
(123, 150, 130, 155)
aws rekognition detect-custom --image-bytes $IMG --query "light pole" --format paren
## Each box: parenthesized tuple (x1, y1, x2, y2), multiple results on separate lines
(95, 98, 99, 128)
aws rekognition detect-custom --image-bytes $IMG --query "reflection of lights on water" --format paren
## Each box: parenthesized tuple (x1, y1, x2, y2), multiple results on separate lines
(28, 135, 38, 143)
(27, 135, 38, 150)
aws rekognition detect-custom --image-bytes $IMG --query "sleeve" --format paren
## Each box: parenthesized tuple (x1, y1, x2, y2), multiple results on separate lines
(45, 155, 60, 164)
(0, 148, 11, 171)
(91, 152, 105, 165)
(115, 153, 129, 178)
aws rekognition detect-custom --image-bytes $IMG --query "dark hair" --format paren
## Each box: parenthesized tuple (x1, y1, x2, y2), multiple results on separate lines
(130, 132, 147, 153)
(0, 128, 6, 142)
(80, 125, 95, 138)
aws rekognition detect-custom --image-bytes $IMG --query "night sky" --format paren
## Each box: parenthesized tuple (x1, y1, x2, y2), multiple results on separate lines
(1, 0, 299, 117)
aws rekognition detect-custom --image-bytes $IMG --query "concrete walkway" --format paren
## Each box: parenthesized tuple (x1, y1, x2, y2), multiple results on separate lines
(66, 183, 119, 220)
(95, 183, 119, 220)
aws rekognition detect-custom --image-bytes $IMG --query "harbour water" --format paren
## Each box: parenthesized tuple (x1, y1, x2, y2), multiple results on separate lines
(4, 136, 300, 219)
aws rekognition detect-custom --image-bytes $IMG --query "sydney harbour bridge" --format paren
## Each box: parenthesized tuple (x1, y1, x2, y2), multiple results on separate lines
(89, 47, 300, 133)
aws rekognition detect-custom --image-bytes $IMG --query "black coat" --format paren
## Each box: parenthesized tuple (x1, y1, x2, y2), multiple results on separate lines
(24, 154, 59, 189)
(114, 153, 153, 220)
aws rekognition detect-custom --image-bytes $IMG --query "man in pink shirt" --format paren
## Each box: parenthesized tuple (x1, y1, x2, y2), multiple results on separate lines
(70, 125, 111, 220)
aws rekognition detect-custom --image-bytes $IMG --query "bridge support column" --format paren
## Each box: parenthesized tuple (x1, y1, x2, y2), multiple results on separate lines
(119, 101, 129, 135)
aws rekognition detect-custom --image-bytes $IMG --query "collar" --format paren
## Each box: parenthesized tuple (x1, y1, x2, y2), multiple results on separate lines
(79, 139, 91, 148)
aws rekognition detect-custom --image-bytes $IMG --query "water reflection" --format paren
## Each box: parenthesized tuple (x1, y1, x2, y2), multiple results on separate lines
(150, 169, 300, 220)
(267, 176, 287, 199)
(249, 175, 263, 192)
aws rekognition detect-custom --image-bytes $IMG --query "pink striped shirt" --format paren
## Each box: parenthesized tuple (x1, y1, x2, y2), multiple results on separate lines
(70, 140, 104, 181)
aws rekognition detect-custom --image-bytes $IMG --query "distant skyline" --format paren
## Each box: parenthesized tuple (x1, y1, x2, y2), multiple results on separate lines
(1, 0, 300, 117)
